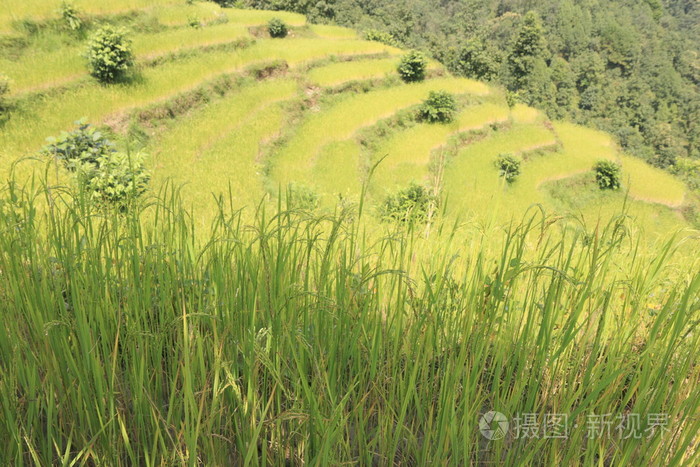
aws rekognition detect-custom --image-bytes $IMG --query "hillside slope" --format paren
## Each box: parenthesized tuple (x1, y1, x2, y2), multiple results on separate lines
(0, 0, 694, 236)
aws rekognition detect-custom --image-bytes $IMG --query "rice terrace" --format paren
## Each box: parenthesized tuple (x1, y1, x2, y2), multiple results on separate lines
(0, 0, 698, 465)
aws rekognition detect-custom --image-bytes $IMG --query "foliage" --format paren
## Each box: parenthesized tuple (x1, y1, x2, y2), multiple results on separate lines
(80, 151, 150, 210)
(245, 0, 700, 173)
(187, 16, 202, 29)
(594, 159, 622, 190)
(0, 183, 698, 464)
(507, 11, 549, 89)
(363, 29, 398, 47)
(0, 74, 10, 114)
(268, 18, 288, 38)
(86, 26, 134, 83)
(397, 50, 427, 83)
(418, 90, 457, 123)
(59, 2, 82, 31)
(41, 119, 115, 171)
(42, 120, 149, 209)
(286, 183, 319, 210)
(381, 182, 435, 223)
(450, 39, 500, 81)
(495, 153, 522, 183)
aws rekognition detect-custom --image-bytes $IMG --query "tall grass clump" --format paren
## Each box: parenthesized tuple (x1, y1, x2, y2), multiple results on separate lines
(0, 175, 697, 465)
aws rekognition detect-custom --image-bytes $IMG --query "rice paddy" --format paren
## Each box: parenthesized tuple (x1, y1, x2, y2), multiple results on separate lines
(0, 2, 698, 465)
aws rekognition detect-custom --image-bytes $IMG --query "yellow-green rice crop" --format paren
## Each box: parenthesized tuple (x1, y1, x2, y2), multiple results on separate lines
(0, 0, 174, 33)
(310, 24, 358, 39)
(2, 23, 251, 94)
(0, 177, 697, 465)
(270, 77, 490, 188)
(0, 38, 395, 176)
(308, 57, 402, 87)
(371, 103, 511, 192)
(150, 4, 305, 27)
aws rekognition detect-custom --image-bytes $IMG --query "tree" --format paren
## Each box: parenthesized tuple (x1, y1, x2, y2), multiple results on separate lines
(507, 11, 549, 89)
(268, 18, 288, 38)
(594, 160, 622, 190)
(86, 27, 134, 83)
(397, 51, 428, 83)
(419, 91, 457, 123)
(495, 154, 522, 183)
(42, 120, 149, 210)
(453, 38, 500, 81)
(549, 56, 577, 118)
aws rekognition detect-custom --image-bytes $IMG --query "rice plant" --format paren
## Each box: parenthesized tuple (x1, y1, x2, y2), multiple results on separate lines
(0, 175, 697, 465)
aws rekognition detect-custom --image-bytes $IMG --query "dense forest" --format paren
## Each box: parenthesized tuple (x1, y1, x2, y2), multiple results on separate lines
(236, 0, 700, 190)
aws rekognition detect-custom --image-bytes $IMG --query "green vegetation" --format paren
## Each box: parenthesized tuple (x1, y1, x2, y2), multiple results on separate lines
(0, 181, 697, 465)
(267, 17, 288, 38)
(0, 2, 698, 464)
(397, 50, 427, 82)
(418, 90, 457, 123)
(381, 181, 435, 223)
(0, 74, 9, 114)
(59, 2, 83, 32)
(248, 0, 700, 185)
(364, 28, 398, 47)
(42, 120, 149, 210)
(86, 26, 134, 83)
(495, 153, 522, 183)
(594, 159, 623, 190)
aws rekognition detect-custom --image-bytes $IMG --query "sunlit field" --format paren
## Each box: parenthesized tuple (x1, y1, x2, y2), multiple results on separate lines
(0, 1, 698, 465)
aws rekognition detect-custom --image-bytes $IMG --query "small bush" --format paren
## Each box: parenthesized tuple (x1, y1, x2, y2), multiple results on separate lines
(382, 183, 436, 224)
(86, 26, 134, 83)
(363, 29, 398, 47)
(495, 154, 521, 183)
(0, 74, 10, 114)
(187, 16, 202, 29)
(41, 119, 114, 171)
(60, 2, 82, 31)
(268, 18, 288, 38)
(397, 51, 428, 83)
(594, 159, 622, 190)
(287, 183, 319, 211)
(419, 90, 457, 123)
(81, 151, 150, 210)
(42, 120, 149, 210)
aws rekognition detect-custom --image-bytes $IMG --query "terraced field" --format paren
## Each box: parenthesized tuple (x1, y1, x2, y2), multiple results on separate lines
(1, 3, 699, 466)
(0, 1, 693, 234)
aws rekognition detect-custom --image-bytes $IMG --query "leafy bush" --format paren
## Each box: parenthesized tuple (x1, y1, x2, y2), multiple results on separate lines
(495, 154, 521, 183)
(363, 29, 398, 47)
(60, 2, 82, 31)
(594, 159, 622, 190)
(187, 16, 202, 29)
(41, 119, 114, 171)
(0, 74, 10, 114)
(86, 26, 134, 83)
(419, 90, 457, 123)
(80, 151, 150, 210)
(382, 183, 436, 223)
(42, 120, 149, 210)
(397, 51, 428, 83)
(268, 18, 288, 38)
(286, 183, 319, 210)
